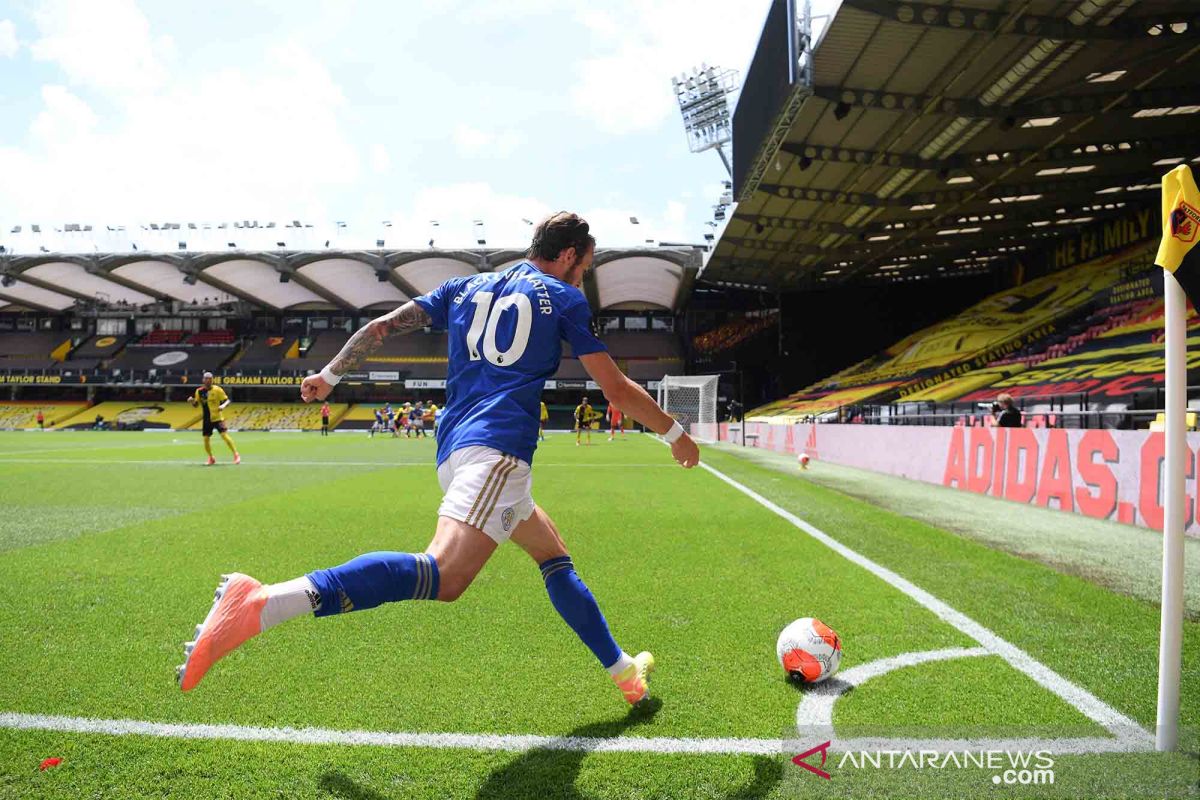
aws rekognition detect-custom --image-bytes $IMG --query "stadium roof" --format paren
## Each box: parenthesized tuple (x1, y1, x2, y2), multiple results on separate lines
(705, 0, 1200, 289)
(0, 247, 699, 315)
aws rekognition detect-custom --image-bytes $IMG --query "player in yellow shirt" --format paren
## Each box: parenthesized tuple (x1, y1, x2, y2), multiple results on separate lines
(574, 396, 593, 446)
(539, 400, 548, 441)
(190, 371, 240, 465)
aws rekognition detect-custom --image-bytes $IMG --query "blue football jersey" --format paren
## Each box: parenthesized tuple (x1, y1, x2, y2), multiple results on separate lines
(414, 261, 605, 466)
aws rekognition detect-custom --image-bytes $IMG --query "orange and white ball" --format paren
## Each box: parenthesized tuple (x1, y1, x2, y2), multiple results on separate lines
(777, 617, 842, 683)
(797, 452, 810, 469)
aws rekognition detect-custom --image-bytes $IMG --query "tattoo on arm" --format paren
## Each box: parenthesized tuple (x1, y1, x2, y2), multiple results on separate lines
(326, 301, 431, 377)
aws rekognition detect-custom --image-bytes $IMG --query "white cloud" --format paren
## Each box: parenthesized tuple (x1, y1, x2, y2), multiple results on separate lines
(0, 19, 18, 59)
(29, 85, 98, 148)
(453, 124, 523, 158)
(30, 0, 174, 95)
(0, 41, 361, 222)
(369, 143, 392, 173)
(568, 1, 765, 135)
(570, 0, 842, 135)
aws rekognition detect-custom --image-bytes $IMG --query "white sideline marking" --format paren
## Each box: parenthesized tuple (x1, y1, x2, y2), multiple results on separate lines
(699, 460, 1155, 751)
(0, 458, 672, 468)
(0, 712, 1147, 756)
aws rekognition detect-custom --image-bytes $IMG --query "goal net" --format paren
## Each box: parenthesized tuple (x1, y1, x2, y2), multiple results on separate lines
(657, 374, 719, 444)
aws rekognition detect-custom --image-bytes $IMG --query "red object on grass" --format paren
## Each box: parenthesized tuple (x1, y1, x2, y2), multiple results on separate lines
(39, 757, 62, 771)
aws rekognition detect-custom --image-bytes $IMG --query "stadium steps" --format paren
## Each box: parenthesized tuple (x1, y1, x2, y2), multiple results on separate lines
(52, 401, 201, 430)
(186, 403, 349, 431)
(747, 241, 1156, 420)
(0, 402, 89, 429)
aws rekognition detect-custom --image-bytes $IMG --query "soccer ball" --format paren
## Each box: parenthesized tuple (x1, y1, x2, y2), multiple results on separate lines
(797, 452, 810, 469)
(777, 617, 841, 683)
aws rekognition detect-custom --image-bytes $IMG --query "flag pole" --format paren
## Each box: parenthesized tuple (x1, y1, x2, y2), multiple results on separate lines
(1156, 256, 1187, 751)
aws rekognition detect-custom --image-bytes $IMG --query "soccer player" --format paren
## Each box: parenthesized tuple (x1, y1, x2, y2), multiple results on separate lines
(189, 372, 240, 465)
(539, 400, 548, 440)
(36, 410, 44, 430)
(410, 401, 427, 438)
(176, 212, 699, 708)
(370, 407, 384, 437)
(574, 396, 593, 446)
(320, 401, 331, 436)
(606, 402, 624, 441)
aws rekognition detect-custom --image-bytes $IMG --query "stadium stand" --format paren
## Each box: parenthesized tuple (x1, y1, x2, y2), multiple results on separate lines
(693, 312, 778, 355)
(0, 332, 73, 371)
(602, 332, 682, 360)
(554, 358, 589, 380)
(69, 334, 129, 361)
(189, 402, 348, 431)
(138, 329, 188, 346)
(231, 336, 299, 370)
(186, 330, 236, 346)
(364, 333, 449, 378)
(625, 359, 684, 381)
(53, 402, 200, 430)
(281, 331, 351, 373)
(930, 298, 1200, 413)
(339, 404, 392, 430)
(0, 401, 88, 429)
(747, 243, 1154, 421)
(108, 346, 237, 373)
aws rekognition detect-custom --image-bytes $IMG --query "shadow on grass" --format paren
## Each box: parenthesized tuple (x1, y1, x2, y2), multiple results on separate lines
(317, 699, 782, 799)
(474, 699, 781, 800)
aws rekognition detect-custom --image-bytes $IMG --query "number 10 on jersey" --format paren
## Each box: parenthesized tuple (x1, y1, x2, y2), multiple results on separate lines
(465, 291, 532, 367)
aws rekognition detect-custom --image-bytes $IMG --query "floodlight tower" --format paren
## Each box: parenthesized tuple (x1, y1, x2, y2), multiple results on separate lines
(671, 63, 739, 177)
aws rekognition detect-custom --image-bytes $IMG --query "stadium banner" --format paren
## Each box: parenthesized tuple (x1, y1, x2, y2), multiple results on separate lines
(724, 422, 1200, 535)
(369, 370, 401, 382)
(405, 379, 445, 389)
(1043, 207, 1155, 273)
(954, 333, 1200, 404)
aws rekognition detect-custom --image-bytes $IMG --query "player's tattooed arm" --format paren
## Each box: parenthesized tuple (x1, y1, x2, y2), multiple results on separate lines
(325, 301, 431, 377)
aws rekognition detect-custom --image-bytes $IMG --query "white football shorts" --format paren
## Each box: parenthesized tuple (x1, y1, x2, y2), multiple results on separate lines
(436, 445, 535, 544)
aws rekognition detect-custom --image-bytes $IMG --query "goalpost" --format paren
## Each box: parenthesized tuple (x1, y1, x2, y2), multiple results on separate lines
(657, 374, 719, 444)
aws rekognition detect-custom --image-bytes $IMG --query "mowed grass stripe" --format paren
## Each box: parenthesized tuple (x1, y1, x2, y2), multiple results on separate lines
(0, 434, 1064, 740)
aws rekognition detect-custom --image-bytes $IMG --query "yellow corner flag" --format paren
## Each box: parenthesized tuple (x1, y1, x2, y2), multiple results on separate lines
(1155, 164, 1200, 303)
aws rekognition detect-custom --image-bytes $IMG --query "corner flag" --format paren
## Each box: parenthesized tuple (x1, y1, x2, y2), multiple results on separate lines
(1155, 164, 1200, 303)
(1155, 163, 1196, 752)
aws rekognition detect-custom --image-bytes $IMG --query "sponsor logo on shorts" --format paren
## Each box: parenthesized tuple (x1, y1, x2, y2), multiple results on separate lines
(502, 507, 515, 532)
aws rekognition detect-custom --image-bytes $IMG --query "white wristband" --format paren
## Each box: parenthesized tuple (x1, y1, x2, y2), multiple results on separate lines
(318, 366, 341, 387)
(663, 420, 685, 443)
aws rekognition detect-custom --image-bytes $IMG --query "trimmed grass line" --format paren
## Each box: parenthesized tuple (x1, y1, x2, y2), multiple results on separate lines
(0, 712, 1151, 756)
(697, 460, 1155, 750)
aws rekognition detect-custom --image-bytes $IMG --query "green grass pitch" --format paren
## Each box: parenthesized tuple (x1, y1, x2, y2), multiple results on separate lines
(0, 430, 1196, 798)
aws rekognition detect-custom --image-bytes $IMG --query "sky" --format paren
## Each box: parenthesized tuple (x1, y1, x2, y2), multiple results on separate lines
(0, 0, 839, 251)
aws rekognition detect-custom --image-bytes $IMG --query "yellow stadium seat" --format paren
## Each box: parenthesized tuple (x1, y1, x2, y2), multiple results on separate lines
(0, 402, 88, 429)
(189, 403, 348, 431)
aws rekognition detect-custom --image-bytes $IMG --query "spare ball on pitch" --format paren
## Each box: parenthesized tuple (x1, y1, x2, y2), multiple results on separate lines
(777, 617, 841, 683)
(797, 452, 810, 469)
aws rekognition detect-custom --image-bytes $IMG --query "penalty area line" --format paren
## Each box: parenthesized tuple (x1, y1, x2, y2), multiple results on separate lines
(0, 712, 1149, 756)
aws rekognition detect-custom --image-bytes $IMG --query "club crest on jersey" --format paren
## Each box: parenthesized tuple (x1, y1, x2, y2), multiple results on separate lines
(502, 507, 515, 531)
(1171, 202, 1199, 244)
